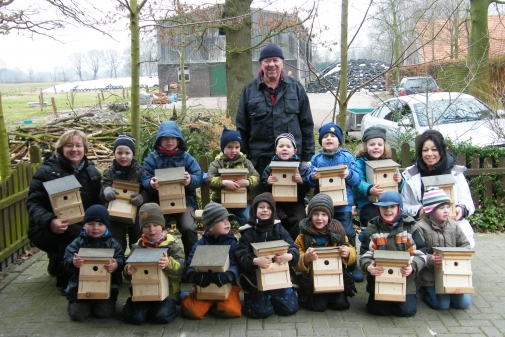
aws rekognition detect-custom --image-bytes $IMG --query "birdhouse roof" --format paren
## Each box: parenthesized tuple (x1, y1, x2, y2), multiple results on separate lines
(365, 159, 400, 169)
(421, 174, 457, 188)
(77, 248, 115, 258)
(155, 167, 186, 182)
(190, 245, 230, 267)
(126, 248, 167, 263)
(43, 175, 81, 195)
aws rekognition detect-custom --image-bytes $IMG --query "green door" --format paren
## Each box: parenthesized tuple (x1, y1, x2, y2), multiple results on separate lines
(210, 64, 227, 96)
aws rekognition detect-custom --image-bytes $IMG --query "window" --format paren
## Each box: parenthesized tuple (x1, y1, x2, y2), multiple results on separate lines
(178, 67, 190, 82)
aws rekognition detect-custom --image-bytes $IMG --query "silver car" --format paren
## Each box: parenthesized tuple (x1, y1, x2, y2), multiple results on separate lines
(361, 92, 505, 147)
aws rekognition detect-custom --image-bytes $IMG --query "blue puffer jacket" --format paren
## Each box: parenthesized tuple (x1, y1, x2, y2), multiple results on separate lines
(307, 148, 360, 212)
(185, 231, 239, 282)
(354, 156, 405, 213)
(142, 121, 202, 209)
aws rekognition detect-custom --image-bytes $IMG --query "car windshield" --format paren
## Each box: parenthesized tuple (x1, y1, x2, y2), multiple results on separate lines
(414, 98, 494, 127)
(405, 78, 433, 89)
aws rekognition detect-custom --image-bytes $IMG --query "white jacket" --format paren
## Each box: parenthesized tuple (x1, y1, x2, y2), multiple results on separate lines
(401, 164, 476, 248)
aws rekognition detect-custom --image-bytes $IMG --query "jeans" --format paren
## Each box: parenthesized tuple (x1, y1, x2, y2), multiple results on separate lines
(243, 287, 299, 319)
(228, 206, 250, 226)
(366, 294, 418, 317)
(422, 286, 472, 310)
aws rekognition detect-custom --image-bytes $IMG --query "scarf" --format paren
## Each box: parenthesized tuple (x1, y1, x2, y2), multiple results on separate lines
(246, 218, 275, 234)
(321, 148, 339, 159)
(299, 218, 346, 249)
(111, 159, 133, 177)
(140, 231, 167, 248)
(72, 160, 86, 175)
(157, 145, 180, 157)
(417, 152, 456, 198)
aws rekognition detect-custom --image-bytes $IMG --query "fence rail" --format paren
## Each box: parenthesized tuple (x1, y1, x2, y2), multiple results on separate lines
(1, 144, 504, 271)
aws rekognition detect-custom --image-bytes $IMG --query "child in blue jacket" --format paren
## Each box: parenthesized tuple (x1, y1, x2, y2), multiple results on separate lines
(307, 122, 363, 282)
(142, 121, 202, 261)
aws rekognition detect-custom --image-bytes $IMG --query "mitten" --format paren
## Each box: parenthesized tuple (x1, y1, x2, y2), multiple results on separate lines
(211, 272, 234, 287)
(103, 187, 118, 201)
(343, 268, 357, 297)
(191, 272, 212, 288)
(130, 194, 144, 206)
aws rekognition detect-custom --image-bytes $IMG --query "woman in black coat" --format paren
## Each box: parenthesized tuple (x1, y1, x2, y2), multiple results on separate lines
(27, 130, 102, 292)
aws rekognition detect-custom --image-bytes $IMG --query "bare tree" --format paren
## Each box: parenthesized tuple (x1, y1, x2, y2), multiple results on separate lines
(28, 67, 35, 82)
(104, 49, 121, 78)
(87, 49, 103, 80)
(69, 53, 84, 81)
(140, 40, 157, 76)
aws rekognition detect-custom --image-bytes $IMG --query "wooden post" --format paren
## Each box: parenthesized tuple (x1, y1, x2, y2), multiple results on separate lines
(71, 91, 75, 108)
(39, 89, 44, 112)
(122, 87, 126, 99)
(101, 89, 104, 100)
(51, 97, 58, 118)
(97, 93, 102, 110)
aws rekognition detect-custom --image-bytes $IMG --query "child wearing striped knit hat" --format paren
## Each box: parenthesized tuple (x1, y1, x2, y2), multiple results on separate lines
(416, 187, 472, 310)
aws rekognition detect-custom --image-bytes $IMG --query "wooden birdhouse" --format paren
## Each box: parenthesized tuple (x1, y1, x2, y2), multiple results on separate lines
(311, 247, 344, 293)
(43, 175, 84, 225)
(107, 180, 140, 224)
(365, 159, 401, 202)
(317, 165, 348, 206)
(77, 248, 115, 300)
(433, 247, 475, 294)
(156, 167, 187, 214)
(373, 250, 410, 302)
(190, 245, 231, 300)
(269, 161, 300, 202)
(126, 248, 169, 301)
(251, 240, 292, 291)
(421, 174, 457, 219)
(218, 168, 249, 208)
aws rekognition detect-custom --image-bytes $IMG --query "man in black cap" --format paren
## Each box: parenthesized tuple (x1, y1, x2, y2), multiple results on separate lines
(236, 43, 315, 198)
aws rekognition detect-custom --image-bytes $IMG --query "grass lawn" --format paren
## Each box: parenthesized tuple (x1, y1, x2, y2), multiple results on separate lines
(1, 82, 130, 126)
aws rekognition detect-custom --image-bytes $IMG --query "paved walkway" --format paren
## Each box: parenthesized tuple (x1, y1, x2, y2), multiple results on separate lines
(0, 233, 503, 337)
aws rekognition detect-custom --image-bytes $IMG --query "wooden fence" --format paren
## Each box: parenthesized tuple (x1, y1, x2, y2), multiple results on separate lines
(0, 147, 41, 271)
(1, 144, 504, 271)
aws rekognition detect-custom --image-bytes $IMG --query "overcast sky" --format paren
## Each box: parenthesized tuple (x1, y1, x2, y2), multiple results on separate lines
(0, 0, 369, 73)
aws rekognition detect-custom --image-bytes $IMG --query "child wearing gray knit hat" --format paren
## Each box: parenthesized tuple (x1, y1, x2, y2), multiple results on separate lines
(202, 202, 235, 232)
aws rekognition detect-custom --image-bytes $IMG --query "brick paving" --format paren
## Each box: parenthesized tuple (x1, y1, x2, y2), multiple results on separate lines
(0, 233, 503, 337)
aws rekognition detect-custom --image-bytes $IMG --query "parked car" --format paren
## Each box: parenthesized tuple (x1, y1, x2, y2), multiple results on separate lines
(361, 92, 505, 147)
(393, 76, 440, 96)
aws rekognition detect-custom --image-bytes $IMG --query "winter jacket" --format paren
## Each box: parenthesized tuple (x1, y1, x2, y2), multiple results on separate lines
(236, 73, 315, 162)
(142, 121, 202, 209)
(27, 154, 102, 237)
(354, 156, 404, 213)
(63, 229, 125, 302)
(415, 218, 470, 287)
(125, 234, 185, 301)
(401, 162, 475, 218)
(207, 152, 260, 203)
(260, 154, 310, 204)
(359, 215, 427, 295)
(100, 159, 149, 206)
(185, 231, 239, 282)
(294, 219, 356, 274)
(308, 148, 361, 212)
(235, 222, 299, 290)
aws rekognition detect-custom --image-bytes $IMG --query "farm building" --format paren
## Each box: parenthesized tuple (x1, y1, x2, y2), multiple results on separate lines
(156, 6, 312, 97)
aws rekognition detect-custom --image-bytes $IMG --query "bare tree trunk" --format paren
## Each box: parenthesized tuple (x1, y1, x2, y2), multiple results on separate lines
(0, 93, 12, 181)
(225, 0, 253, 121)
(338, 0, 349, 136)
(468, 0, 493, 100)
(180, 33, 187, 118)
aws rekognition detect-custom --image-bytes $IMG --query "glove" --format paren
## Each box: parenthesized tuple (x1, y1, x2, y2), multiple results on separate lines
(103, 187, 118, 201)
(191, 272, 212, 288)
(211, 272, 233, 287)
(343, 268, 357, 298)
(130, 194, 144, 206)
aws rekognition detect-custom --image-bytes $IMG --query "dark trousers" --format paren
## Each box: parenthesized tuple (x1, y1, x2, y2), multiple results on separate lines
(243, 287, 299, 319)
(298, 276, 350, 311)
(334, 211, 355, 248)
(67, 298, 116, 321)
(250, 156, 271, 199)
(123, 297, 178, 325)
(359, 204, 378, 229)
(276, 202, 306, 241)
(163, 207, 198, 263)
(109, 220, 141, 253)
(366, 294, 418, 317)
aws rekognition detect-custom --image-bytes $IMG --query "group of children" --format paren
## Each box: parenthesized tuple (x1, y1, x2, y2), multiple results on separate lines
(61, 119, 472, 322)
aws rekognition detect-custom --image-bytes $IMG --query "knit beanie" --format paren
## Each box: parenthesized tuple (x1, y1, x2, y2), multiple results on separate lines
(202, 202, 235, 232)
(139, 203, 166, 229)
(318, 122, 343, 145)
(220, 126, 242, 152)
(114, 134, 136, 155)
(275, 133, 297, 149)
(422, 187, 450, 214)
(249, 192, 276, 222)
(308, 193, 334, 219)
(83, 205, 110, 228)
(259, 43, 284, 62)
(362, 126, 387, 143)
